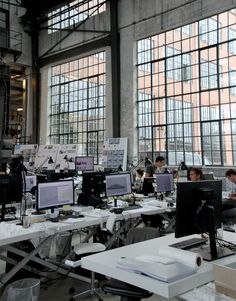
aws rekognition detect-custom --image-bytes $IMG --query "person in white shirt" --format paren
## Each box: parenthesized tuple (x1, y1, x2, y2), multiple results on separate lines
(225, 169, 236, 201)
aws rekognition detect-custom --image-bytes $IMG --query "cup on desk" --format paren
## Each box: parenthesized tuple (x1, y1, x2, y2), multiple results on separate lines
(216, 223, 224, 240)
(22, 215, 31, 228)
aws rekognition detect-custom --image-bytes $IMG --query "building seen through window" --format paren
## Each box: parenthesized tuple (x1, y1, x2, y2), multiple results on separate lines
(137, 9, 236, 166)
(49, 51, 106, 164)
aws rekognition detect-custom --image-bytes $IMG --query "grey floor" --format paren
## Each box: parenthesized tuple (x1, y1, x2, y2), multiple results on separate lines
(39, 274, 175, 301)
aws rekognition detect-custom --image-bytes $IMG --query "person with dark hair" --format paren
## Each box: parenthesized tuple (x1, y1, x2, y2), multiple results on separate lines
(9, 155, 26, 175)
(225, 169, 236, 201)
(225, 169, 236, 184)
(189, 167, 203, 181)
(136, 168, 144, 178)
(133, 168, 144, 192)
(144, 156, 165, 177)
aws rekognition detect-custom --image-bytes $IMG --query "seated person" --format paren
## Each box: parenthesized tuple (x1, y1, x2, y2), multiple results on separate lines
(144, 156, 165, 177)
(133, 168, 144, 192)
(171, 169, 179, 180)
(189, 167, 203, 181)
(9, 155, 27, 175)
(225, 169, 236, 201)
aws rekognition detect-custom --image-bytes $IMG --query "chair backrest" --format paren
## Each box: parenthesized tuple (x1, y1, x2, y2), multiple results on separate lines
(202, 173, 214, 180)
(125, 227, 160, 245)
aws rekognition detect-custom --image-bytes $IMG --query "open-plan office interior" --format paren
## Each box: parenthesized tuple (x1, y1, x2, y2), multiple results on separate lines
(2, 0, 236, 300)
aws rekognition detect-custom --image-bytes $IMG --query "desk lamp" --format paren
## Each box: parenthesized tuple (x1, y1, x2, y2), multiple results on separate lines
(178, 161, 188, 171)
(145, 157, 152, 167)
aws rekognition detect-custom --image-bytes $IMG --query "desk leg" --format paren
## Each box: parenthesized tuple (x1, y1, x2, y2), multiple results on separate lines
(1, 238, 91, 286)
(0, 236, 52, 286)
(70, 271, 103, 301)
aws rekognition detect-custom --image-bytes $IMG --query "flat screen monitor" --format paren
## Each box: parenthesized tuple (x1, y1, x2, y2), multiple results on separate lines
(82, 172, 106, 197)
(37, 179, 74, 210)
(24, 175, 37, 192)
(105, 173, 132, 197)
(142, 177, 155, 196)
(0, 174, 23, 203)
(75, 156, 94, 172)
(0, 174, 23, 220)
(175, 180, 233, 260)
(156, 173, 174, 193)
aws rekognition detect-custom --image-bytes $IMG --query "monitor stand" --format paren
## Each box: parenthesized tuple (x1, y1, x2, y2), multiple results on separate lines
(198, 245, 234, 261)
(198, 188, 235, 261)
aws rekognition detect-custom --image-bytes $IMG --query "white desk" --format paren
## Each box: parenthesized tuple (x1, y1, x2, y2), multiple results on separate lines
(0, 216, 102, 286)
(81, 232, 236, 299)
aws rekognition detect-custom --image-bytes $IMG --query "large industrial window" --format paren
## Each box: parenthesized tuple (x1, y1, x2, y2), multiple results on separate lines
(49, 51, 106, 164)
(48, 0, 106, 33)
(137, 9, 236, 166)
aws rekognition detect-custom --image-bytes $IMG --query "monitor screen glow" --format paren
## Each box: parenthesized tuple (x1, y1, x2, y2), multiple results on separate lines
(156, 173, 174, 193)
(37, 180, 74, 210)
(105, 173, 132, 197)
(75, 156, 94, 172)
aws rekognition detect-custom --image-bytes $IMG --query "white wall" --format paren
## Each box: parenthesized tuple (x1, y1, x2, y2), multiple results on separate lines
(38, 11, 109, 58)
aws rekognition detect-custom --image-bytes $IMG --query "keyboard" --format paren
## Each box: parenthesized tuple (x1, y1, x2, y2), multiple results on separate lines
(123, 205, 142, 211)
(169, 237, 208, 250)
(50, 214, 84, 222)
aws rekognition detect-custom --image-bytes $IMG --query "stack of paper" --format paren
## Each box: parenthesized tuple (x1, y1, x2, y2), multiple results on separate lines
(117, 257, 196, 282)
(117, 247, 202, 283)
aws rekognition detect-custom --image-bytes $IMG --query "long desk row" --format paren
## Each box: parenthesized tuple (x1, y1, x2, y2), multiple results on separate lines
(0, 215, 102, 287)
(0, 201, 169, 287)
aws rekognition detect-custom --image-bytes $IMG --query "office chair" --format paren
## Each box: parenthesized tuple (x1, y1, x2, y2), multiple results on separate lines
(141, 212, 165, 231)
(65, 242, 106, 301)
(101, 227, 159, 301)
(202, 173, 214, 180)
(102, 279, 152, 301)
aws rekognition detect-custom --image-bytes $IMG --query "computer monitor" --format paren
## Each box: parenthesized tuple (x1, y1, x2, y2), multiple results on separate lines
(0, 174, 23, 221)
(105, 173, 132, 197)
(142, 177, 155, 196)
(75, 156, 94, 172)
(104, 167, 118, 174)
(24, 175, 37, 192)
(82, 172, 106, 198)
(175, 180, 233, 260)
(37, 179, 74, 211)
(156, 173, 174, 193)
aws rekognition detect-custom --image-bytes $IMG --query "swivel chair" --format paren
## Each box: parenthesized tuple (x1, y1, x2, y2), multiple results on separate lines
(102, 279, 152, 301)
(66, 242, 106, 301)
(101, 226, 159, 301)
